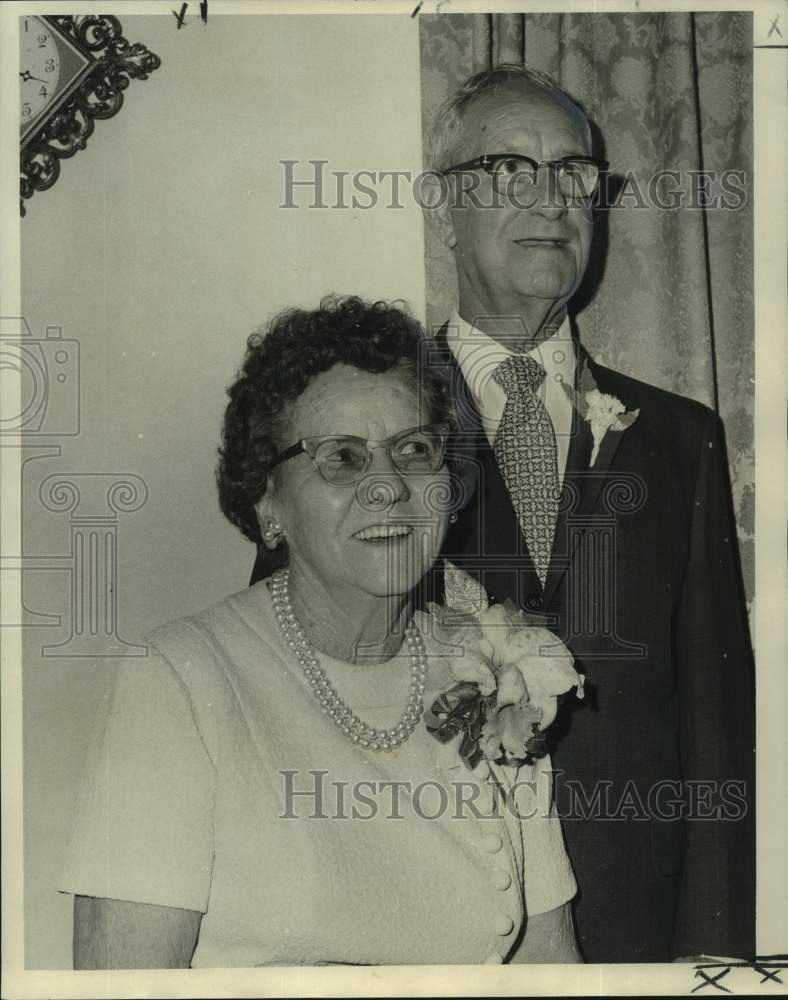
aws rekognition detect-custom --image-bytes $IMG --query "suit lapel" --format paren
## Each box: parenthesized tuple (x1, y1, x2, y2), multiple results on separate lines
(542, 345, 635, 609)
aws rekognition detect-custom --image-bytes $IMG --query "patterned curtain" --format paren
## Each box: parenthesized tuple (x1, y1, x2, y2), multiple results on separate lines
(418, 12, 754, 610)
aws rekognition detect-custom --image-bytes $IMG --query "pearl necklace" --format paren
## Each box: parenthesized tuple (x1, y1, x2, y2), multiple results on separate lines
(269, 569, 428, 752)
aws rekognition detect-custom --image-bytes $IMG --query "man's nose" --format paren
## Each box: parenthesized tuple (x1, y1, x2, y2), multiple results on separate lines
(525, 165, 568, 220)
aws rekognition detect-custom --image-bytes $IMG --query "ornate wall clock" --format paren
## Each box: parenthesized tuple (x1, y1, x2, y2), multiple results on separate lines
(20, 15, 161, 216)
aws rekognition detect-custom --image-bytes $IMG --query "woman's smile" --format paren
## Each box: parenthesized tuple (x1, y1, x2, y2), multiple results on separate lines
(351, 523, 414, 541)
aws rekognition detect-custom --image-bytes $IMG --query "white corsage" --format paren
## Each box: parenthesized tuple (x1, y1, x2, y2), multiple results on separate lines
(564, 358, 640, 466)
(423, 563, 584, 768)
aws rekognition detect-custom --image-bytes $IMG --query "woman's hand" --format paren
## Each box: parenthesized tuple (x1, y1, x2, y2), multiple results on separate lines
(509, 901, 583, 964)
(73, 895, 202, 969)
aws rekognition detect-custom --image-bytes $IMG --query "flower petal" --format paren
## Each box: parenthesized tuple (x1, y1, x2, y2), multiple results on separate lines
(517, 652, 580, 697)
(446, 649, 496, 696)
(495, 663, 527, 708)
(481, 702, 543, 761)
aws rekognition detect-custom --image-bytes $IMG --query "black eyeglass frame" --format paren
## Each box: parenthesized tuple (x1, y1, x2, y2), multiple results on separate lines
(441, 153, 609, 197)
(270, 423, 452, 484)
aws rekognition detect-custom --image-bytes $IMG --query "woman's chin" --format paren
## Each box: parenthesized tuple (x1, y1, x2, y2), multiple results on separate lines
(357, 570, 425, 600)
(346, 538, 433, 598)
(348, 560, 428, 600)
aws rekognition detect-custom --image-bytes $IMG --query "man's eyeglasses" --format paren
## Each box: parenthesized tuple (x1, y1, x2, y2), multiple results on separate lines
(270, 424, 450, 486)
(442, 153, 608, 201)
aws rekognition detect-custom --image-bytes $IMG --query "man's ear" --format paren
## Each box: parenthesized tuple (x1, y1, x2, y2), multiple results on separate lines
(419, 171, 457, 250)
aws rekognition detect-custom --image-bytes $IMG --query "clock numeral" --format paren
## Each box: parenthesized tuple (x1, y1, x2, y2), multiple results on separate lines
(24, 18, 29, 31)
(45, 59, 55, 72)
(38, 34, 48, 47)
(22, 102, 31, 118)
(39, 86, 49, 98)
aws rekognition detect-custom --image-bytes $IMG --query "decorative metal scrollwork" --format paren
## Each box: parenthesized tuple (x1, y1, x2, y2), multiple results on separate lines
(20, 15, 161, 216)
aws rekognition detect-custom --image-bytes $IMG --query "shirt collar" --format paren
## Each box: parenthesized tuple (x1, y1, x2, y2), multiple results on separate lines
(446, 310, 576, 402)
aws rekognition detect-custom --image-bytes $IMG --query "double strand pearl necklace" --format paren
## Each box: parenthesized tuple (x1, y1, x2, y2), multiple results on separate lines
(269, 569, 428, 752)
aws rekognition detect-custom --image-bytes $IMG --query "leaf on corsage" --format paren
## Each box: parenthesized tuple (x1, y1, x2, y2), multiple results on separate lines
(612, 408, 640, 431)
(443, 561, 489, 617)
(424, 681, 493, 769)
(577, 360, 599, 394)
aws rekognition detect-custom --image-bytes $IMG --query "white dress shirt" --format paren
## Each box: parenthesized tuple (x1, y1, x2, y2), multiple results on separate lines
(446, 310, 577, 487)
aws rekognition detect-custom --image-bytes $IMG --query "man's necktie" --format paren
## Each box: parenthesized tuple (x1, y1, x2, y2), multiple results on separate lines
(492, 355, 560, 587)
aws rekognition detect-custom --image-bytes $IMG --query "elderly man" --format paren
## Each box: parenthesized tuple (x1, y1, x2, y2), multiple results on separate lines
(422, 65, 754, 963)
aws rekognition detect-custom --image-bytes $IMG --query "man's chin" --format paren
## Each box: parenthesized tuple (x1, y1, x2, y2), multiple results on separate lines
(514, 270, 578, 303)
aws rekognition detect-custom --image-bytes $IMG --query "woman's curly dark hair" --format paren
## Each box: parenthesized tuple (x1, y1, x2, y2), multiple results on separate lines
(217, 294, 458, 544)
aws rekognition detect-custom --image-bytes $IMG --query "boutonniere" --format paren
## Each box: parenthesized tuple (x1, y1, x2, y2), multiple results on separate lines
(563, 359, 640, 467)
(423, 564, 584, 770)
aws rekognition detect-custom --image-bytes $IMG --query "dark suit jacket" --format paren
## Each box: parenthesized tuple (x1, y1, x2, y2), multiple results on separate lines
(250, 323, 755, 963)
(428, 321, 755, 962)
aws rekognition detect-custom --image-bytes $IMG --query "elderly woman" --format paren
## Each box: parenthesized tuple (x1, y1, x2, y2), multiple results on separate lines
(61, 296, 581, 968)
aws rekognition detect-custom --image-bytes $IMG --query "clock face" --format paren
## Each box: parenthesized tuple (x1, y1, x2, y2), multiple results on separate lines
(20, 13, 160, 215)
(20, 17, 62, 135)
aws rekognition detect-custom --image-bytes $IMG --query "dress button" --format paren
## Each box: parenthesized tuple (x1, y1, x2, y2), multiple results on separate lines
(525, 592, 543, 612)
(492, 869, 512, 891)
(482, 832, 503, 853)
(483, 953, 504, 964)
(494, 914, 514, 936)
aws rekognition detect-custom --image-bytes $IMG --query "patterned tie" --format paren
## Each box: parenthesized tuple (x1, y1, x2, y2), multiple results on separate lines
(492, 355, 560, 587)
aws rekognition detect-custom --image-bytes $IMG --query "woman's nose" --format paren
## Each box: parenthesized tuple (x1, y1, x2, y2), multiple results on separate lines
(357, 452, 411, 510)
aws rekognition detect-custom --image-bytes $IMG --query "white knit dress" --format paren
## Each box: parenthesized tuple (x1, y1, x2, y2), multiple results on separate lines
(60, 581, 576, 966)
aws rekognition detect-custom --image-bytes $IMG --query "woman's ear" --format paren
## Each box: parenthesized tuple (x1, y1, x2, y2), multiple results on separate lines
(419, 171, 457, 250)
(255, 489, 286, 550)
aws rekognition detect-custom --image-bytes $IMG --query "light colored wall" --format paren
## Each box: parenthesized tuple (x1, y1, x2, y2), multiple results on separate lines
(20, 13, 425, 968)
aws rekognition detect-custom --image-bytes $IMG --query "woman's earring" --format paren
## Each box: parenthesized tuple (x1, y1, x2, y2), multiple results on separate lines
(262, 521, 285, 549)
(449, 513, 459, 524)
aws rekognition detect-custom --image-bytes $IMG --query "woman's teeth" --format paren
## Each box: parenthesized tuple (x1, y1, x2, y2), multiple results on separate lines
(353, 524, 413, 541)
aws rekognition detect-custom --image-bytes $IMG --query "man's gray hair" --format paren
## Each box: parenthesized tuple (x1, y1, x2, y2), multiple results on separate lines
(426, 63, 592, 172)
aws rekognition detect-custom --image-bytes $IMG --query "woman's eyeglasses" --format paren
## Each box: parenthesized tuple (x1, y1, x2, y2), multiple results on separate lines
(442, 153, 608, 201)
(270, 424, 450, 486)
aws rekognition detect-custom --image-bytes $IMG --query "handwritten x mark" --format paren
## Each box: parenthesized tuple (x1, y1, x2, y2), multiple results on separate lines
(692, 967, 732, 993)
(753, 963, 784, 984)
